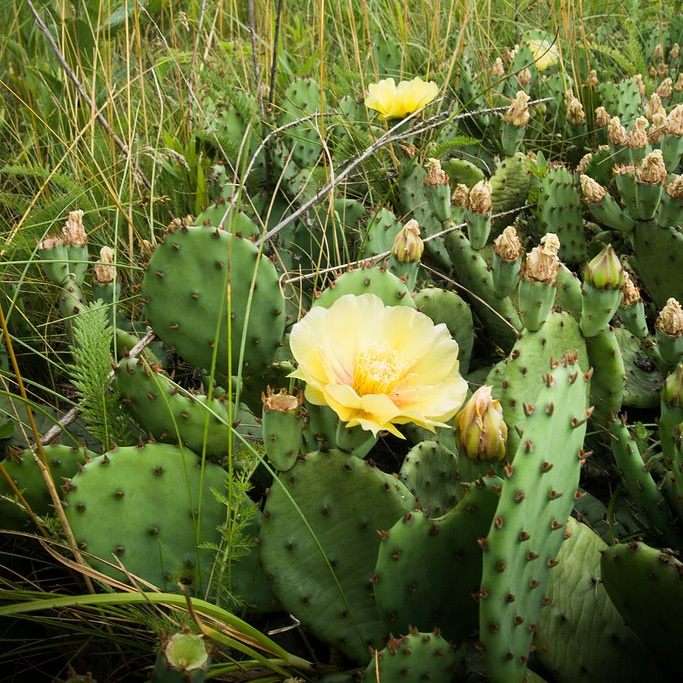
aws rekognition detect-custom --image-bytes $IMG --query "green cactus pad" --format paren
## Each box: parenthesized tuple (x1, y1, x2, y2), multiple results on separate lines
(278, 78, 325, 169)
(480, 353, 591, 683)
(486, 311, 589, 454)
(361, 628, 464, 683)
(64, 443, 228, 595)
(314, 266, 415, 309)
(373, 474, 502, 643)
(536, 164, 586, 264)
(535, 518, 668, 682)
(632, 222, 683, 311)
(601, 540, 683, 674)
(398, 440, 463, 517)
(141, 223, 286, 413)
(258, 449, 416, 664)
(0, 443, 96, 529)
(491, 153, 532, 229)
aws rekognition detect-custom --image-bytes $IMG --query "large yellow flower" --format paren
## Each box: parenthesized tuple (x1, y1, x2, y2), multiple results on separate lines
(289, 293, 468, 438)
(364, 77, 440, 120)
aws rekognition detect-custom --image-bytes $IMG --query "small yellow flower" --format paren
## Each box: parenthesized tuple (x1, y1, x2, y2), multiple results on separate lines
(526, 39, 560, 71)
(289, 293, 468, 438)
(365, 77, 439, 120)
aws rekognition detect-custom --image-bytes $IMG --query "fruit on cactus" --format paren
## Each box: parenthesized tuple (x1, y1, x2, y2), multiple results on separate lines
(288, 293, 468, 438)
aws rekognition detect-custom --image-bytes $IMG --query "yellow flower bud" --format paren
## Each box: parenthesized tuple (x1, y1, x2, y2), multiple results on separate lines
(455, 386, 508, 462)
(391, 219, 424, 263)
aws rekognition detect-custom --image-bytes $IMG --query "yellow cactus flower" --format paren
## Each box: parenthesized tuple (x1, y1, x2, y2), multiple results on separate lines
(289, 293, 468, 438)
(526, 39, 560, 71)
(364, 77, 439, 120)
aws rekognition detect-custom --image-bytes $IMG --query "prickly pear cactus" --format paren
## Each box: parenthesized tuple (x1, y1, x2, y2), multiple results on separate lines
(314, 265, 415, 309)
(600, 540, 683, 674)
(141, 222, 286, 413)
(398, 441, 462, 516)
(479, 353, 592, 683)
(258, 449, 416, 664)
(0, 443, 96, 529)
(373, 473, 502, 644)
(361, 628, 464, 683)
(64, 443, 229, 595)
(535, 518, 669, 682)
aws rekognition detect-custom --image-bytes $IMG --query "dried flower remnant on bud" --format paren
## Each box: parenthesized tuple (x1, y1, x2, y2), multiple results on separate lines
(565, 92, 586, 125)
(62, 210, 87, 246)
(628, 117, 649, 148)
(391, 220, 424, 263)
(665, 175, 683, 199)
(37, 235, 64, 251)
(517, 67, 532, 86)
(467, 180, 493, 213)
(620, 271, 642, 306)
(580, 174, 607, 203)
(675, 73, 683, 92)
(656, 298, 683, 339)
(452, 183, 470, 208)
(504, 91, 531, 127)
(587, 69, 599, 89)
(647, 93, 666, 121)
(608, 117, 629, 145)
(93, 246, 116, 285)
(494, 226, 524, 262)
(634, 74, 646, 96)
(656, 77, 673, 100)
(455, 385, 508, 462)
(522, 233, 560, 284)
(491, 57, 505, 77)
(637, 149, 667, 185)
(666, 104, 683, 136)
(649, 111, 667, 144)
(262, 386, 303, 413)
(424, 158, 449, 186)
(671, 43, 680, 60)
(653, 43, 665, 61)
(594, 107, 611, 129)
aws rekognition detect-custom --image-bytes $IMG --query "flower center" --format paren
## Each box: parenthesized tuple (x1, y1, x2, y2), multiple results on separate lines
(353, 341, 409, 396)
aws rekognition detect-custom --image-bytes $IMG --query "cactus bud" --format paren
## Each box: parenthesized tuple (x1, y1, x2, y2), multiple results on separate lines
(667, 104, 683, 136)
(452, 183, 470, 208)
(391, 219, 424, 264)
(465, 180, 493, 249)
(618, 271, 648, 338)
(261, 387, 306, 471)
(661, 363, 683, 407)
(423, 158, 451, 222)
(584, 244, 625, 290)
(628, 116, 649, 150)
(580, 174, 607, 203)
(454, 385, 508, 463)
(491, 57, 505, 77)
(580, 245, 625, 337)
(492, 226, 524, 298)
(655, 77, 673, 100)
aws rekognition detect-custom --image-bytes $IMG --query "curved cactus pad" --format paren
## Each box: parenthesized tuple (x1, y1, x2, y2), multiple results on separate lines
(141, 223, 286, 411)
(65, 443, 228, 595)
(258, 449, 416, 664)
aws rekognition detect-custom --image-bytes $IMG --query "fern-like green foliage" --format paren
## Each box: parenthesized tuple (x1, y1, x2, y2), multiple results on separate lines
(204, 461, 260, 611)
(68, 301, 130, 449)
